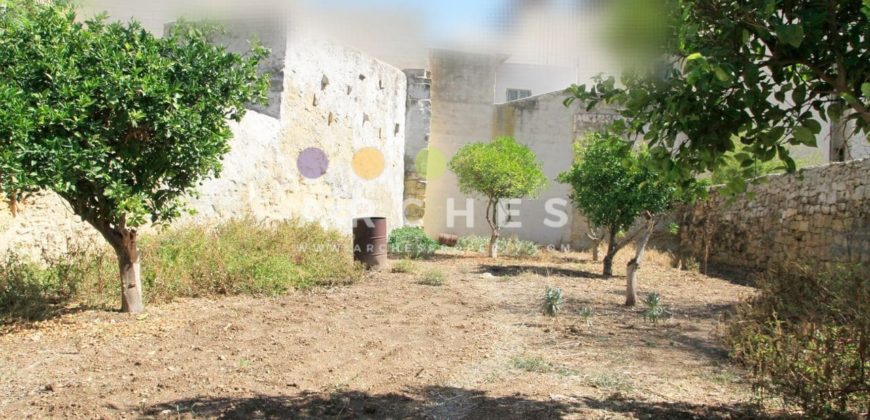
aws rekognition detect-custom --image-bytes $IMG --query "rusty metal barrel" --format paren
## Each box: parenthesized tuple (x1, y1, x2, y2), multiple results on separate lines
(438, 233, 459, 247)
(353, 217, 388, 271)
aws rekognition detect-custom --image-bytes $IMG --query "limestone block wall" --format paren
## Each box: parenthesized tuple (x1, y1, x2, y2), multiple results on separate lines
(679, 158, 870, 271)
(0, 32, 407, 260)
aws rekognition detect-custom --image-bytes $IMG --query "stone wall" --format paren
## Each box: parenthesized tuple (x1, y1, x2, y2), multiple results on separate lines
(0, 30, 407, 260)
(679, 158, 870, 271)
(402, 69, 432, 227)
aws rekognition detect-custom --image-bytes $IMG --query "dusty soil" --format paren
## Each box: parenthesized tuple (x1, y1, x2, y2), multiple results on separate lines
(0, 249, 777, 419)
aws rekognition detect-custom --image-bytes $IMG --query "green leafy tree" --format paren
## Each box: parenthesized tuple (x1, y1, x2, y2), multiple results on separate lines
(559, 132, 696, 306)
(449, 137, 548, 259)
(0, 1, 268, 312)
(566, 0, 870, 183)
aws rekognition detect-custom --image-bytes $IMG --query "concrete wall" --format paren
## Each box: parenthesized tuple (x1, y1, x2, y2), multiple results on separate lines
(492, 92, 576, 246)
(679, 158, 870, 271)
(0, 31, 407, 259)
(423, 50, 506, 239)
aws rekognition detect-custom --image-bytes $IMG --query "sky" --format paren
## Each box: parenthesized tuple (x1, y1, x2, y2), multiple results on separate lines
(312, 0, 508, 41)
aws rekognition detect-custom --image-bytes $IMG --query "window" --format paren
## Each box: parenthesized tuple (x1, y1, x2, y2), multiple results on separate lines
(506, 89, 533, 102)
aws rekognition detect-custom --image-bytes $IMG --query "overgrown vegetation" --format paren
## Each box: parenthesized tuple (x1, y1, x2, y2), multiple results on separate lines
(728, 265, 869, 417)
(454, 235, 539, 258)
(542, 287, 564, 317)
(511, 355, 576, 376)
(388, 227, 440, 259)
(0, 219, 363, 325)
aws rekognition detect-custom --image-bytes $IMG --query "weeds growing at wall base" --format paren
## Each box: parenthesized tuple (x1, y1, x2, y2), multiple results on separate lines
(0, 218, 363, 326)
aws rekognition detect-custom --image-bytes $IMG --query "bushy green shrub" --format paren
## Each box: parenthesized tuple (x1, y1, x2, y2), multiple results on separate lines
(455, 235, 539, 258)
(388, 227, 440, 259)
(0, 218, 363, 324)
(728, 265, 869, 417)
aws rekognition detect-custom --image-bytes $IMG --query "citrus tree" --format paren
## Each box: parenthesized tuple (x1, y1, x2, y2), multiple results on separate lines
(449, 137, 547, 258)
(0, 0, 268, 312)
(567, 0, 870, 183)
(559, 132, 695, 306)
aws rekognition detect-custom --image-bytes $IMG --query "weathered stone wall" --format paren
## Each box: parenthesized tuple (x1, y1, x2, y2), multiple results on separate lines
(680, 158, 870, 271)
(402, 69, 432, 227)
(0, 31, 407, 260)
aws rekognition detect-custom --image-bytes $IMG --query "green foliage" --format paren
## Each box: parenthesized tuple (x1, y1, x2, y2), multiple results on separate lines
(391, 259, 417, 274)
(709, 140, 787, 194)
(0, 1, 268, 228)
(454, 235, 539, 258)
(641, 292, 671, 324)
(566, 0, 870, 185)
(558, 132, 677, 235)
(449, 137, 548, 203)
(728, 265, 869, 417)
(418, 269, 445, 286)
(542, 287, 564, 317)
(388, 227, 439, 259)
(0, 219, 363, 325)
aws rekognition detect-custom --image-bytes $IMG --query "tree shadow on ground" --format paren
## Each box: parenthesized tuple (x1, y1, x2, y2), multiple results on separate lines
(140, 386, 576, 419)
(577, 393, 789, 419)
(476, 264, 603, 279)
(141, 386, 777, 419)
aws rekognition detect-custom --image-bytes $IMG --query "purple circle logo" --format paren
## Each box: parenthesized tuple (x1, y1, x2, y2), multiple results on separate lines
(297, 147, 329, 179)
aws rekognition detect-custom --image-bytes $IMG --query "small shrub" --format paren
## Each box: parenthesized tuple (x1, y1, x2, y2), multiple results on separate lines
(578, 306, 594, 326)
(391, 259, 417, 274)
(418, 269, 445, 286)
(641, 292, 671, 324)
(542, 287, 564, 317)
(388, 227, 440, 259)
(727, 265, 869, 417)
(455, 235, 539, 258)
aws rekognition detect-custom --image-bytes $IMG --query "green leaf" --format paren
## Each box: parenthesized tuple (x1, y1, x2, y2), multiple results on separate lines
(793, 126, 816, 146)
(862, 82, 870, 99)
(776, 24, 805, 48)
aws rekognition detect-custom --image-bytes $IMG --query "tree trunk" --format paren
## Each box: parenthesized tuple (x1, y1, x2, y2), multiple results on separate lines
(626, 216, 657, 307)
(486, 198, 500, 259)
(114, 233, 144, 313)
(587, 229, 603, 262)
(489, 230, 499, 259)
(602, 229, 618, 278)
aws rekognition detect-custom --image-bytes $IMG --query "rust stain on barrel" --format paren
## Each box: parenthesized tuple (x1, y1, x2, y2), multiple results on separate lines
(353, 217, 388, 271)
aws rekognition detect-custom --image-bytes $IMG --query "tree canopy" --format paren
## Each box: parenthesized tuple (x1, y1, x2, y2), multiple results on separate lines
(558, 132, 683, 279)
(449, 136, 547, 258)
(566, 0, 870, 183)
(0, 0, 268, 311)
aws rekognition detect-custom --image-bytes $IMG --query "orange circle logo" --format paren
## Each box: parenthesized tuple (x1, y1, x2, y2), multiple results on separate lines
(352, 147, 386, 180)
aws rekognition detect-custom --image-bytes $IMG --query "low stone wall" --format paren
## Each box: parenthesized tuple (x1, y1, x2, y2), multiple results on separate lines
(679, 158, 870, 272)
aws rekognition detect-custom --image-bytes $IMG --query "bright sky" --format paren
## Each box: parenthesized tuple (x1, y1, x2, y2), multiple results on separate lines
(314, 0, 507, 41)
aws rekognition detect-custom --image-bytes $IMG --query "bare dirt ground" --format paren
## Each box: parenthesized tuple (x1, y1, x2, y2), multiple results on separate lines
(0, 249, 778, 419)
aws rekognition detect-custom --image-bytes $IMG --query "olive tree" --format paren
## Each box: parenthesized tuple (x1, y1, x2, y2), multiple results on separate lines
(448, 137, 548, 259)
(0, 1, 268, 312)
(559, 132, 683, 306)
